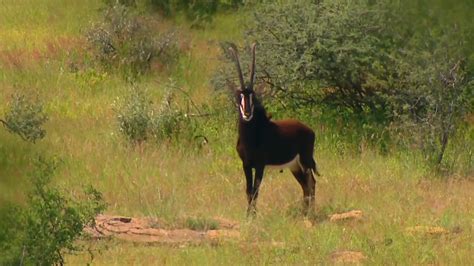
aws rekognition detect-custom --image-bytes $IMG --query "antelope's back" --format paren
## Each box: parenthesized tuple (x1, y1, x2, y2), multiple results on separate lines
(272, 119, 315, 141)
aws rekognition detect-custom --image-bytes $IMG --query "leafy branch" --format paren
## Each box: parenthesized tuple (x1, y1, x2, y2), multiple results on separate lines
(1, 94, 48, 143)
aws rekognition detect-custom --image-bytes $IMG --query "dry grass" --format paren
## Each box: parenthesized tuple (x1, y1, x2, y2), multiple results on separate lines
(1, 1, 473, 265)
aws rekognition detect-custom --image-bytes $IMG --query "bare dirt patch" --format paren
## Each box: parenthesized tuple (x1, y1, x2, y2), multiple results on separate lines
(330, 250, 366, 264)
(85, 210, 367, 245)
(85, 214, 240, 245)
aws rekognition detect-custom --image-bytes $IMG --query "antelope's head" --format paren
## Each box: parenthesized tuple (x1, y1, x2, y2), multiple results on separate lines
(229, 43, 257, 122)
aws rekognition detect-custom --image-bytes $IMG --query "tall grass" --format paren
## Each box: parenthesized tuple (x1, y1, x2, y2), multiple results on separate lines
(0, 0, 472, 264)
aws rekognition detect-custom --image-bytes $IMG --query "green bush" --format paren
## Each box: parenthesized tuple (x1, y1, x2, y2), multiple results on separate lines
(0, 157, 106, 265)
(0, 204, 24, 265)
(1, 94, 48, 143)
(87, 4, 177, 80)
(158, 0, 219, 26)
(150, 91, 187, 141)
(116, 87, 152, 142)
(388, 32, 473, 166)
(102, 0, 244, 27)
(115, 83, 203, 144)
(234, 1, 399, 114)
(103, 0, 136, 7)
(216, 0, 473, 167)
(151, 80, 203, 142)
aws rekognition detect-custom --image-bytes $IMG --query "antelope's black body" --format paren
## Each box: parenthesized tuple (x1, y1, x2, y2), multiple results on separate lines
(229, 44, 319, 216)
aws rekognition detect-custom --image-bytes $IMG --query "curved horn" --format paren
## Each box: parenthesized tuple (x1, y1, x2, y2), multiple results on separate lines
(228, 46, 245, 90)
(249, 43, 256, 89)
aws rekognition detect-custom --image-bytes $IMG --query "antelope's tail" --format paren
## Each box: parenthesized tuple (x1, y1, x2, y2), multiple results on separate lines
(312, 158, 321, 176)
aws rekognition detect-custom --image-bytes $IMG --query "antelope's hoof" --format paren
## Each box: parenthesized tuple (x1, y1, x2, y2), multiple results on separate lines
(247, 208, 257, 218)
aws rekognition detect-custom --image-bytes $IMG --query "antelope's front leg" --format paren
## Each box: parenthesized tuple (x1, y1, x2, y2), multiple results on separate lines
(243, 164, 254, 215)
(248, 166, 264, 216)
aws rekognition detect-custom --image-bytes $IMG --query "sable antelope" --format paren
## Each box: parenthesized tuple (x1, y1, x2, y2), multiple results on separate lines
(228, 44, 320, 216)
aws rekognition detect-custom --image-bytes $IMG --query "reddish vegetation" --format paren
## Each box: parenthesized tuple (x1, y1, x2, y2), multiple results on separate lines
(0, 36, 86, 70)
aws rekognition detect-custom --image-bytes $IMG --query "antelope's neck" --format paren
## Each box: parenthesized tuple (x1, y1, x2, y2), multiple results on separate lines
(238, 106, 269, 147)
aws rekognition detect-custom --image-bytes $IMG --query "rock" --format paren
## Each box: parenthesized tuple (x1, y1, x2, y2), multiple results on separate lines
(405, 226, 449, 235)
(329, 210, 363, 222)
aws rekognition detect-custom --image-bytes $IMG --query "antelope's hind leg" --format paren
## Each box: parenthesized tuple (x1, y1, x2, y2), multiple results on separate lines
(306, 168, 316, 212)
(290, 167, 315, 215)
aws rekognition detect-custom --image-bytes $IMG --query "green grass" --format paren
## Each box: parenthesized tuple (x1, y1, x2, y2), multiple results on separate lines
(0, 0, 102, 50)
(1, 0, 473, 265)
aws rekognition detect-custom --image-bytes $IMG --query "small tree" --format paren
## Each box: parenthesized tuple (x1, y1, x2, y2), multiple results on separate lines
(389, 30, 473, 166)
(1, 94, 48, 143)
(116, 87, 152, 142)
(215, 0, 473, 168)
(0, 157, 107, 265)
(239, 0, 402, 115)
(115, 83, 201, 144)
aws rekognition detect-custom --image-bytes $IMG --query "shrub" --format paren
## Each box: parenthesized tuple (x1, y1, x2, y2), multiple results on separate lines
(87, 4, 177, 80)
(150, 80, 201, 142)
(103, 0, 136, 7)
(216, 0, 473, 167)
(102, 0, 244, 27)
(150, 91, 187, 140)
(116, 87, 152, 142)
(0, 203, 24, 265)
(1, 93, 48, 143)
(388, 31, 473, 166)
(174, 0, 219, 26)
(240, 0, 402, 115)
(115, 82, 203, 144)
(0, 157, 106, 265)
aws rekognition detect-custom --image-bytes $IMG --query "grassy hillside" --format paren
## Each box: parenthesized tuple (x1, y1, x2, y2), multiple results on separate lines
(0, 1, 472, 265)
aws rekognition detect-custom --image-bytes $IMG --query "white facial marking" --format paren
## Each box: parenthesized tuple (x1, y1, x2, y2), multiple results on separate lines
(239, 93, 254, 121)
(240, 93, 246, 110)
